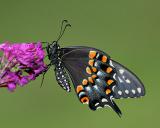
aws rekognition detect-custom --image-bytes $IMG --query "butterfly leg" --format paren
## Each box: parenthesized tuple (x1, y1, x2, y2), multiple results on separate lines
(40, 64, 52, 88)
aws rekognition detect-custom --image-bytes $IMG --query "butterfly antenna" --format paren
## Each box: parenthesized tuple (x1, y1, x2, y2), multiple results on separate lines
(59, 20, 68, 35)
(40, 72, 46, 88)
(56, 20, 71, 42)
(40, 64, 51, 88)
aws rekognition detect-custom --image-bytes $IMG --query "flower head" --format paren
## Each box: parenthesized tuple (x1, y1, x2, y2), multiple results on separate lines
(0, 41, 47, 91)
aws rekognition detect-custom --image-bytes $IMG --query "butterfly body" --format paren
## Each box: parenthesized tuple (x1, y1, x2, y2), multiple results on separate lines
(46, 42, 71, 92)
(46, 43, 145, 117)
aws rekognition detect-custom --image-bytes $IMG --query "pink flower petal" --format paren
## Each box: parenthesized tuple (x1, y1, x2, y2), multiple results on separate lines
(8, 83, 16, 91)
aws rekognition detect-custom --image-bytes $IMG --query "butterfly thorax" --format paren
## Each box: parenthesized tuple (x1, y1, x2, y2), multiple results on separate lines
(46, 41, 60, 65)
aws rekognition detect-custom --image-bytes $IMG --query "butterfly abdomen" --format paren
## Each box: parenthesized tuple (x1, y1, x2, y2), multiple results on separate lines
(55, 60, 71, 92)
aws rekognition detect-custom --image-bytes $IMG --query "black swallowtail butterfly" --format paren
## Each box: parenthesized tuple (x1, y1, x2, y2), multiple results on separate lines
(42, 20, 145, 117)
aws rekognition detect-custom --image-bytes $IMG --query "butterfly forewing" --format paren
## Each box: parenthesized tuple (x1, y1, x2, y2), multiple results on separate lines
(60, 46, 122, 116)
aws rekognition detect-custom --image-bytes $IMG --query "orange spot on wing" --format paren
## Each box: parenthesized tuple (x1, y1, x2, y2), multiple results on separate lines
(106, 89, 111, 94)
(88, 60, 94, 66)
(88, 77, 94, 83)
(91, 74, 97, 79)
(76, 85, 84, 93)
(92, 67, 97, 72)
(82, 79, 88, 85)
(89, 51, 96, 59)
(102, 56, 107, 63)
(86, 67, 92, 74)
(106, 67, 113, 73)
(107, 79, 114, 85)
(80, 96, 89, 104)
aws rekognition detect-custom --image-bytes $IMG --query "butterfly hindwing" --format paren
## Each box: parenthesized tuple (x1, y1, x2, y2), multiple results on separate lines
(110, 59, 145, 99)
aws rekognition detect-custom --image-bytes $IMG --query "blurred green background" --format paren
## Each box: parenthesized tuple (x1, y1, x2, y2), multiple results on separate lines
(0, 0, 159, 128)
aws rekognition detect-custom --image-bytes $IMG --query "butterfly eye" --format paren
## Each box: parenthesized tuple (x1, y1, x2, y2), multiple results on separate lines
(80, 96, 89, 104)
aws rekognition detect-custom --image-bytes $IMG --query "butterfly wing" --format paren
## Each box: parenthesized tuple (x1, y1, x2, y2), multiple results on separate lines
(60, 46, 122, 116)
(60, 46, 145, 116)
(110, 60, 145, 99)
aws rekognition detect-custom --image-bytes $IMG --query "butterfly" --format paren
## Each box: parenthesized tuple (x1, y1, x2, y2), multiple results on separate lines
(42, 20, 145, 117)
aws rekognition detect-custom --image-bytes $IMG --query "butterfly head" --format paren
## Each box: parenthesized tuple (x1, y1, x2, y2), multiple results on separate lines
(46, 20, 71, 64)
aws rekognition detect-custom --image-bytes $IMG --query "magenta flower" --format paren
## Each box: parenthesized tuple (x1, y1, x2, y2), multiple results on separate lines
(0, 41, 47, 91)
